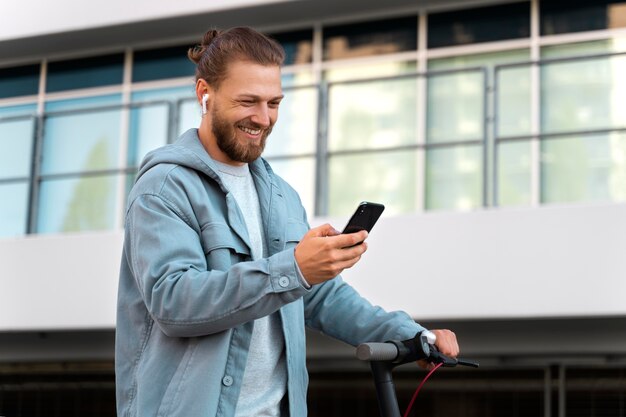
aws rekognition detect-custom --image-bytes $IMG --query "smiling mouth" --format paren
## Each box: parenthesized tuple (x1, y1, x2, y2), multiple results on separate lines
(238, 125, 262, 136)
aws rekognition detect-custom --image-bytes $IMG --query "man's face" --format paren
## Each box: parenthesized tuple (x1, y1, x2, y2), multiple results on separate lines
(208, 60, 283, 165)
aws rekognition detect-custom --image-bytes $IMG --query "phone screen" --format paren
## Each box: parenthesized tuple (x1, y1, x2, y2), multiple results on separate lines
(342, 201, 385, 234)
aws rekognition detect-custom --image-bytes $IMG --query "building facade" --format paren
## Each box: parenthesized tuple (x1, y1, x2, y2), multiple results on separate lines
(1, 0, 626, 415)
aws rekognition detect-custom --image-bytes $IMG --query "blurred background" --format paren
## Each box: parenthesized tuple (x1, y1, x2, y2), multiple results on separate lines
(1, 0, 626, 415)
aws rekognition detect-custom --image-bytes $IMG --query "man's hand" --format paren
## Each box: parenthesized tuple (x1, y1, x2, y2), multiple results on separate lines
(294, 223, 368, 285)
(418, 329, 459, 370)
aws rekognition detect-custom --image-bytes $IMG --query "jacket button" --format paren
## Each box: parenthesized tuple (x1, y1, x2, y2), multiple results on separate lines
(278, 276, 290, 288)
(222, 376, 233, 386)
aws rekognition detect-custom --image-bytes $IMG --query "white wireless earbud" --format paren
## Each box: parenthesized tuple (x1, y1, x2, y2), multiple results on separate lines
(201, 93, 209, 115)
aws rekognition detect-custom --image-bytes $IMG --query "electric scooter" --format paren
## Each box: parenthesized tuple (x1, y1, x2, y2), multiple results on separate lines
(356, 330, 479, 417)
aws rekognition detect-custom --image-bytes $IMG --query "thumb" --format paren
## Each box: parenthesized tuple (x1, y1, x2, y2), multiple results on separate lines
(309, 223, 340, 237)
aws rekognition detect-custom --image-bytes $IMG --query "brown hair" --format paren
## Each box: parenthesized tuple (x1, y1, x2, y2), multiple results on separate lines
(188, 27, 285, 89)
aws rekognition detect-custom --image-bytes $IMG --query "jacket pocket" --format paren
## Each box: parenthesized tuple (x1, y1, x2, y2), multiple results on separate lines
(284, 220, 309, 250)
(201, 222, 251, 270)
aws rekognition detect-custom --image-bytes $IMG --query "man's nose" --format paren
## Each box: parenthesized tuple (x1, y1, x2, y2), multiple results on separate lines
(250, 104, 272, 128)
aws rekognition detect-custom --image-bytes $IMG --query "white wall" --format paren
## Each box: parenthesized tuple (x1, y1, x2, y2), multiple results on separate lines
(0, 0, 292, 42)
(1, 203, 624, 331)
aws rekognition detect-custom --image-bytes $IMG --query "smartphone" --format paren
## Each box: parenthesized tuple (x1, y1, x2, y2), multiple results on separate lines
(342, 201, 385, 235)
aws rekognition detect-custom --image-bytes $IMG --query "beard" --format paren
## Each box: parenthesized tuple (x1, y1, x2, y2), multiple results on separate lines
(211, 106, 272, 164)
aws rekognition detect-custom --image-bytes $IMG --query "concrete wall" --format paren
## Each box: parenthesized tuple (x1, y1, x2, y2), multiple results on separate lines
(1, 202, 624, 332)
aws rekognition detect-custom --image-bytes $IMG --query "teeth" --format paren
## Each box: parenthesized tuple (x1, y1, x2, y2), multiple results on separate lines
(239, 126, 261, 135)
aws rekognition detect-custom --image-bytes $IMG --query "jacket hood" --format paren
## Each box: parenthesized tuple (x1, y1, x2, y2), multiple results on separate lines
(135, 128, 276, 194)
(136, 128, 221, 183)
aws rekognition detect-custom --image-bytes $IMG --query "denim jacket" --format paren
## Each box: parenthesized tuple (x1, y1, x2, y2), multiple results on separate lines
(115, 129, 424, 417)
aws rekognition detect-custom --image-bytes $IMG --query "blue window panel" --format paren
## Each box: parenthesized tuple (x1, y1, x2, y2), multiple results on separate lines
(428, 2, 530, 48)
(0, 64, 40, 99)
(0, 182, 29, 237)
(0, 118, 35, 179)
(42, 96, 122, 175)
(0, 103, 37, 118)
(45, 94, 121, 112)
(36, 174, 119, 234)
(132, 45, 195, 83)
(46, 54, 124, 93)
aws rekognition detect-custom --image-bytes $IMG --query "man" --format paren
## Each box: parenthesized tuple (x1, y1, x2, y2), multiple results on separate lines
(116, 27, 459, 417)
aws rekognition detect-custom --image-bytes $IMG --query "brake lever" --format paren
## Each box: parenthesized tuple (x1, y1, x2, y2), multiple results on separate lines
(428, 347, 479, 368)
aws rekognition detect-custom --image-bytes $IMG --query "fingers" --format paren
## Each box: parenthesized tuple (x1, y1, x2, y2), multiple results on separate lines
(432, 329, 459, 357)
(308, 223, 341, 237)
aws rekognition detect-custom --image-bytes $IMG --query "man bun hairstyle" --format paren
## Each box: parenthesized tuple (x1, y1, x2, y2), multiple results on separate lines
(188, 27, 285, 89)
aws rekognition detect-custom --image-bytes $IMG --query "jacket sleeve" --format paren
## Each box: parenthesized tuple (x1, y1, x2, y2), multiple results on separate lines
(125, 193, 309, 338)
(303, 275, 425, 346)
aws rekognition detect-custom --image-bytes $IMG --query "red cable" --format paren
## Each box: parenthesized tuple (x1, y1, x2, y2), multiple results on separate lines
(402, 362, 444, 417)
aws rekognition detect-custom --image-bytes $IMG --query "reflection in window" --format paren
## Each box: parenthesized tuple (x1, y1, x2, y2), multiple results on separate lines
(271, 29, 314, 66)
(328, 76, 417, 152)
(0, 103, 37, 118)
(266, 157, 316, 217)
(425, 146, 482, 211)
(328, 150, 418, 216)
(265, 86, 317, 157)
(497, 141, 532, 206)
(0, 64, 40, 99)
(42, 108, 122, 175)
(540, 53, 626, 133)
(130, 87, 195, 164)
(133, 45, 195, 83)
(323, 17, 417, 61)
(178, 99, 201, 137)
(426, 69, 485, 143)
(47, 54, 124, 93)
(37, 174, 119, 234)
(0, 183, 29, 237)
(542, 133, 626, 204)
(496, 65, 532, 138)
(128, 103, 170, 167)
(541, 0, 626, 35)
(428, 2, 530, 48)
(0, 118, 35, 179)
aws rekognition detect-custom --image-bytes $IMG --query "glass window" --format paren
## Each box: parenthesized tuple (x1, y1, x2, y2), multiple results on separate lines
(426, 69, 485, 143)
(45, 93, 121, 112)
(265, 85, 317, 157)
(130, 87, 196, 164)
(496, 65, 533, 138)
(425, 145, 482, 210)
(266, 157, 316, 217)
(0, 64, 40, 99)
(42, 97, 123, 175)
(541, 132, 626, 204)
(0, 103, 37, 118)
(0, 118, 35, 179)
(541, 0, 626, 35)
(128, 103, 170, 167)
(178, 98, 201, 136)
(428, 2, 530, 48)
(0, 182, 29, 237)
(540, 52, 626, 133)
(132, 45, 195, 83)
(36, 174, 120, 234)
(270, 29, 314, 66)
(323, 16, 417, 61)
(497, 140, 532, 206)
(328, 149, 419, 216)
(328, 76, 418, 152)
(46, 54, 124, 93)
(324, 61, 417, 155)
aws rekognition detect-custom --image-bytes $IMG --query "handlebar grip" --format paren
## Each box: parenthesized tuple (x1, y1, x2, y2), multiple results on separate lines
(356, 342, 399, 361)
